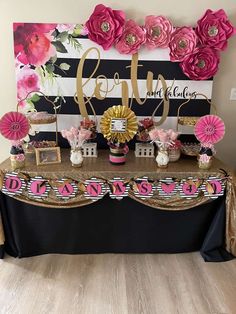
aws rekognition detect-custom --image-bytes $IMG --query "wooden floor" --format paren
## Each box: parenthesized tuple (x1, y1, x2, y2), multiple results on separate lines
(0, 253, 236, 314)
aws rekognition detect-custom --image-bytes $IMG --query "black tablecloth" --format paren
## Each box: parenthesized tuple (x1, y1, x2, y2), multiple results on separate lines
(0, 192, 234, 262)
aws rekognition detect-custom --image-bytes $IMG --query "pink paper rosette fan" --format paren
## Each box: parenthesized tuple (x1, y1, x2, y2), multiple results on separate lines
(194, 115, 225, 145)
(0, 111, 30, 140)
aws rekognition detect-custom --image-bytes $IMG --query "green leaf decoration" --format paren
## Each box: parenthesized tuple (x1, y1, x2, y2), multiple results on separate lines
(50, 55, 57, 64)
(68, 35, 82, 52)
(51, 41, 68, 53)
(26, 99, 33, 105)
(57, 31, 68, 42)
(59, 63, 70, 71)
(30, 94, 40, 103)
(51, 29, 59, 38)
(46, 63, 55, 74)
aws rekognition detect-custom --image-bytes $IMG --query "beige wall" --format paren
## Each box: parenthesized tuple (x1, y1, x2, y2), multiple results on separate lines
(0, 0, 236, 168)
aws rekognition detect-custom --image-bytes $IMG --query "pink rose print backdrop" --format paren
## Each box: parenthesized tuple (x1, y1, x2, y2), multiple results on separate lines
(13, 21, 214, 147)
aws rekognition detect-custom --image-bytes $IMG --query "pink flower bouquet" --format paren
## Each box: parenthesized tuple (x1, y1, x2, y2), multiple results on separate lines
(149, 128, 179, 149)
(61, 127, 92, 150)
(79, 118, 97, 139)
(137, 118, 154, 142)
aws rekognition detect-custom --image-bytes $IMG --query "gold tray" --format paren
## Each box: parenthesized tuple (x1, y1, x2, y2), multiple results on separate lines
(178, 117, 199, 127)
(28, 115, 57, 125)
(181, 143, 200, 156)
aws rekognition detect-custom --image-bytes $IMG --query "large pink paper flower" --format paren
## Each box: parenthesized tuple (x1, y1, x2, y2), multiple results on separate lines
(17, 67, 40, 99)
(14, 23, 56, 67)
(0, 112, 30, 140)
(85, 4, 126, 50)
(180, 47, 220, 80)
(169, 27, 197, 62)
(196, 9, 236, 51)
(116, 20, 146, 54)
(194, 115, 225, 144)
(145, 15, 173, 49)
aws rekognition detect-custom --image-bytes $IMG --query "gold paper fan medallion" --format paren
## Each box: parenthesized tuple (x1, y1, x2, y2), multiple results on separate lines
(100, 105, 138, 143)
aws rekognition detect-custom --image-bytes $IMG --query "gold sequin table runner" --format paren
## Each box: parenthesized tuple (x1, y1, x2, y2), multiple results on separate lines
(0, 149, 235, 255)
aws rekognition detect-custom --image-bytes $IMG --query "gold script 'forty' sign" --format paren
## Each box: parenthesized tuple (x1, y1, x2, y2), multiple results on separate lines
(75, 47, 169, 125)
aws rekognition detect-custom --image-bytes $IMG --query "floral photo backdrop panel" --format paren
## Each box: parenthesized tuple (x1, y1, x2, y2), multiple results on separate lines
(13, 23, 213, 145)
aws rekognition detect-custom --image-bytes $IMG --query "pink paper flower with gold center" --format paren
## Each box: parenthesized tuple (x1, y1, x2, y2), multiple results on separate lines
(85, 4, 126, 50)
(169, 27, 197, 62)
(116, 20, 146, 54)
(196, 9, 236, 51)
(145, 15, 173, 49)
(180, 46, 220, 80)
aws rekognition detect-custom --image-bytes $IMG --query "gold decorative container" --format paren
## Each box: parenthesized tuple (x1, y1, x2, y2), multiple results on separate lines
(198, 159, 212, 170)
(168, 148, 181, 162)
(10, 155, 25, 171)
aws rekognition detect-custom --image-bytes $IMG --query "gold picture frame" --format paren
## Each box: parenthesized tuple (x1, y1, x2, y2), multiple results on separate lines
(35, 147, 61, 166)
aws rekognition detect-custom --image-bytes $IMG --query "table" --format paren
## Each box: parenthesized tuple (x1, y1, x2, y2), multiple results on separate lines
(0, 150, 235, 261)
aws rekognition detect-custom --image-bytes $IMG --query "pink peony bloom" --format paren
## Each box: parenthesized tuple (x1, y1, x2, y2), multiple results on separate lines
(14, 23, 56, 67)
(169, 27, 197, 62)
(145, 15, 173, 49)
(116, 20, 146, 54)
(196, 9, 236, 51)
(17, 67, 40, 100)
(180, 47, 220, 80)
(85, 4, 126, 50)
(149, 128, 160, 141)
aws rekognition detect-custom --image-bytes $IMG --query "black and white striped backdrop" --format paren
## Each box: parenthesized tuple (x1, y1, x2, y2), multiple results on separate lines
(16, 33, 213, 147)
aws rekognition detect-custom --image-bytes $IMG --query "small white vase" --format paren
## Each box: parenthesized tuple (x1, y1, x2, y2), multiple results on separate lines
(156, 148, 169, 168)
(70, 148, 83, 167)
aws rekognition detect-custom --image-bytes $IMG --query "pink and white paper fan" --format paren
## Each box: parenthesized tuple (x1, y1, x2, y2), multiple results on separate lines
(0, 111, 30, 140)
(194, 115, 225, 145)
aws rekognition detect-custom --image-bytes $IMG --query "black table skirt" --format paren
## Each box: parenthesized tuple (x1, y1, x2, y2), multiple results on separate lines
(0, 193, 234, 262)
